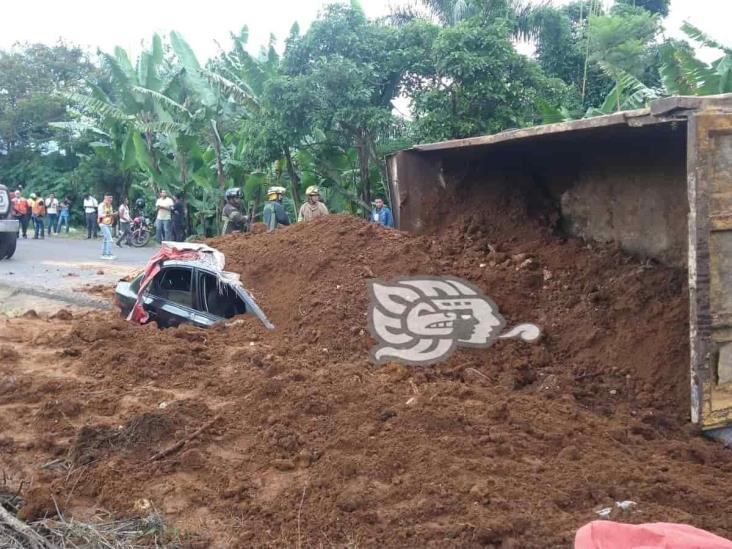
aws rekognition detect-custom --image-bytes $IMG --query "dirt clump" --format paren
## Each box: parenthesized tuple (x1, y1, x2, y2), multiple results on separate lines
(1, 200, 730, 548)
(50, 308, 73, 321)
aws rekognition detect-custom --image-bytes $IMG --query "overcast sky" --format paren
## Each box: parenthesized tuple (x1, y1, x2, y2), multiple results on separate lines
(0, 0, 728, 62)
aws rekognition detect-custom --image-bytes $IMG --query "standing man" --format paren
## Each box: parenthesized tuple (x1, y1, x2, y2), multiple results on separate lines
(83, 193, 99, 239)
(298, 186, 329, 222)
(98, 195, 116, 260)
(31, 193, 46, 239)
(11, 190, 30, 239)
(171, 193, 186, 242)
(370, 197, 394, 228)
(116, 198, 132, 247)
(221, 188, 248, 235)
(45, 193, 59, 236)
(57, 197, 71, 233)
(154, 190, 174, 243)
(262, 186, 290, 232)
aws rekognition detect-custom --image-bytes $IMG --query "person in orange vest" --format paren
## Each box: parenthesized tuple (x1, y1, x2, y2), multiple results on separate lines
(30, 193, 46, 239)
(11, 190, 30, 238)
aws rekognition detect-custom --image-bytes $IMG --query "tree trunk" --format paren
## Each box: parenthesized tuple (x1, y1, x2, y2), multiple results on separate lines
(210, 120, 226, 234)
(368, 139, 390, 206)
(357, 139, 371, 214)
(210, 121, 226, 191)
(283, 146, 302, 212)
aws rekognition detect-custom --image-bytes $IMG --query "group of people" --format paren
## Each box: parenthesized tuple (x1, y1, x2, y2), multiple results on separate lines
(11, 191, 71, 239)
(221, 184, 394, 234)
(10, 184, 394, 260)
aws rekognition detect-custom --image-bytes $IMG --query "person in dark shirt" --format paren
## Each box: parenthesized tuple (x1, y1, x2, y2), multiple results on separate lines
(171, 193, 186, 242)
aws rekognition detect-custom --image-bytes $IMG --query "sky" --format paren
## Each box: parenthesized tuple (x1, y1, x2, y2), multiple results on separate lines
(0, 0, 729, 62)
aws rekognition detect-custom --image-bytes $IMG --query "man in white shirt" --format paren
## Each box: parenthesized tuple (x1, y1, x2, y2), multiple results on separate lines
(45, 193, 59, 236)
(83, 193, 99, 239)
(154, 190, 174, 243)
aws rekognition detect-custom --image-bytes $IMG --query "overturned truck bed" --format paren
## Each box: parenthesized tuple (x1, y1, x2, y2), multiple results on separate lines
(387, 94, 732, 438)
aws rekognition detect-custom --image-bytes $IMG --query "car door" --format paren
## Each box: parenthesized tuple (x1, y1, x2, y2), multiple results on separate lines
(195, 269, 275, 329)
(194, 269, 234, 326)
(142, 266, 197, 328)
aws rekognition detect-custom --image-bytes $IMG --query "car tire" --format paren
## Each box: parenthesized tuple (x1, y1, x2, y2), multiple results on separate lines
(0, 233, 16, 259)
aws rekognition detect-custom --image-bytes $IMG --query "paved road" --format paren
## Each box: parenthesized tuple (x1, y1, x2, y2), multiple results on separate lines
(0, 236, 157, 313)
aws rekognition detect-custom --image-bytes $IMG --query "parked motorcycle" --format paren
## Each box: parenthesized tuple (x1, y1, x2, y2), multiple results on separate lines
(129, 215, 153, 247)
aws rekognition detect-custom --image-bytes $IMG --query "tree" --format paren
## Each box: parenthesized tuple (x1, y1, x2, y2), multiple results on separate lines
(659, 23, 732, 96)
(533, 1, 611, 111)
(411, 0, 551, 39)
(615, 0, 670, 18)
(280, 3, 408, 208)
(405, 17, 571, 141)
(587, 4, 660, 79)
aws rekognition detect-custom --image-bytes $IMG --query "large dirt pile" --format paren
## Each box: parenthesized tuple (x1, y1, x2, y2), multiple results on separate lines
(3, 195, 732, 549)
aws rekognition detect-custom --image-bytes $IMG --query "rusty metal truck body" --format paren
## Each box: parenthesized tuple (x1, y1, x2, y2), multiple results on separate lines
(386, 94, 732, 439)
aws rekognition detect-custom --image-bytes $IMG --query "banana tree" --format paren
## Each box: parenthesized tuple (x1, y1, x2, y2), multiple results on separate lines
(660, 22, 732, 96)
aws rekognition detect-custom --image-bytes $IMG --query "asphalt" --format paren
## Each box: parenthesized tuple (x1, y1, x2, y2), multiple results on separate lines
(0, 233, 157, 314)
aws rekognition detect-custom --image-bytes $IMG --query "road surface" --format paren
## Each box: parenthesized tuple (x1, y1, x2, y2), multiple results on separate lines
(0, 236, 157, 314)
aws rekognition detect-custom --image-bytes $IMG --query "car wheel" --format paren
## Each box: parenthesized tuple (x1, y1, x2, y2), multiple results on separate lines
(0, 233, 16, 259)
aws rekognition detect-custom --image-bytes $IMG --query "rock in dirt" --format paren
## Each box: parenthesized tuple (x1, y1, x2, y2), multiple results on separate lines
(50, 309, 73, 321)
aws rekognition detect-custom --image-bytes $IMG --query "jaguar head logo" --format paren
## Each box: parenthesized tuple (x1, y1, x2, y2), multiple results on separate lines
(368, 277, 540, 365)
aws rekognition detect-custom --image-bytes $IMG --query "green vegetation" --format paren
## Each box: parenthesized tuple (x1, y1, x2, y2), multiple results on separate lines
(0, 0, 725, 235)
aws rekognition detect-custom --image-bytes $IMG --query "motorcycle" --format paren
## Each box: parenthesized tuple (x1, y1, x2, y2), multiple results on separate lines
(128, 215, 152, 247)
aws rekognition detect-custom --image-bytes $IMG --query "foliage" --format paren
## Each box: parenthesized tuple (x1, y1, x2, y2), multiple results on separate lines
(615, 0, 670, 17)
(1, 2, 726, 236)
(533, 1, 611, 111)
(406, 18, 572, 141)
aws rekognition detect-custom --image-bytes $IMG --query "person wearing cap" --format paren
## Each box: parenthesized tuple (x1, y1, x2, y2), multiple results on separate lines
(11, 190, 30, 239)
(298, 185, 329, 222)
(262, 186, 290, 232)
(222, 187, 248, 235)
(30, 193, 47, 239)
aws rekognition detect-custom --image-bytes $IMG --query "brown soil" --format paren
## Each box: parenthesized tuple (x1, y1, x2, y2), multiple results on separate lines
(1, 191, 731, 549)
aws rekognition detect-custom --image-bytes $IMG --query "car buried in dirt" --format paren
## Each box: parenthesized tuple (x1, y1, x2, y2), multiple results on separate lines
(114, 243, 273, 330)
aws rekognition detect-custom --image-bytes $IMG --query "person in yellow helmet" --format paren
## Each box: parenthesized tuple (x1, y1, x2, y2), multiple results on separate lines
(298, 185, 329, 222)
(262, 186, 290, 232)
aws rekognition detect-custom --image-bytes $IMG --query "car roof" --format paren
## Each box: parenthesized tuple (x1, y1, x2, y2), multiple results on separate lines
(159, 259, 239, 280)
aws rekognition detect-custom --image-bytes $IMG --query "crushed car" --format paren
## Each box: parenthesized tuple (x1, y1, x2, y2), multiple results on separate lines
(114, 242, 273, 329)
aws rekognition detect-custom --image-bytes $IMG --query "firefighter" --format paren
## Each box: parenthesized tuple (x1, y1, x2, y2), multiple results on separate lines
(298, 185, 329, 222)
(262, 186, 290, 232)
(222, 187, 248, 235)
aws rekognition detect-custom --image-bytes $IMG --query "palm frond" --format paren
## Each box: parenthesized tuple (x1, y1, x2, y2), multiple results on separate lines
(48, 121, 111, 137)
(201, 70, 260, 113)
(681, 21, 732, 55)
(131, 86, 192, 117)
(134, 120, 193, 136)
(66, 92, 133, 122)
(673, 48, 720, 95)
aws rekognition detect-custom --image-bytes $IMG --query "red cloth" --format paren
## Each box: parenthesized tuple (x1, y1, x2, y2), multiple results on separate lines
(128, 245, 200, 323)
(576, 521, 732, 549)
